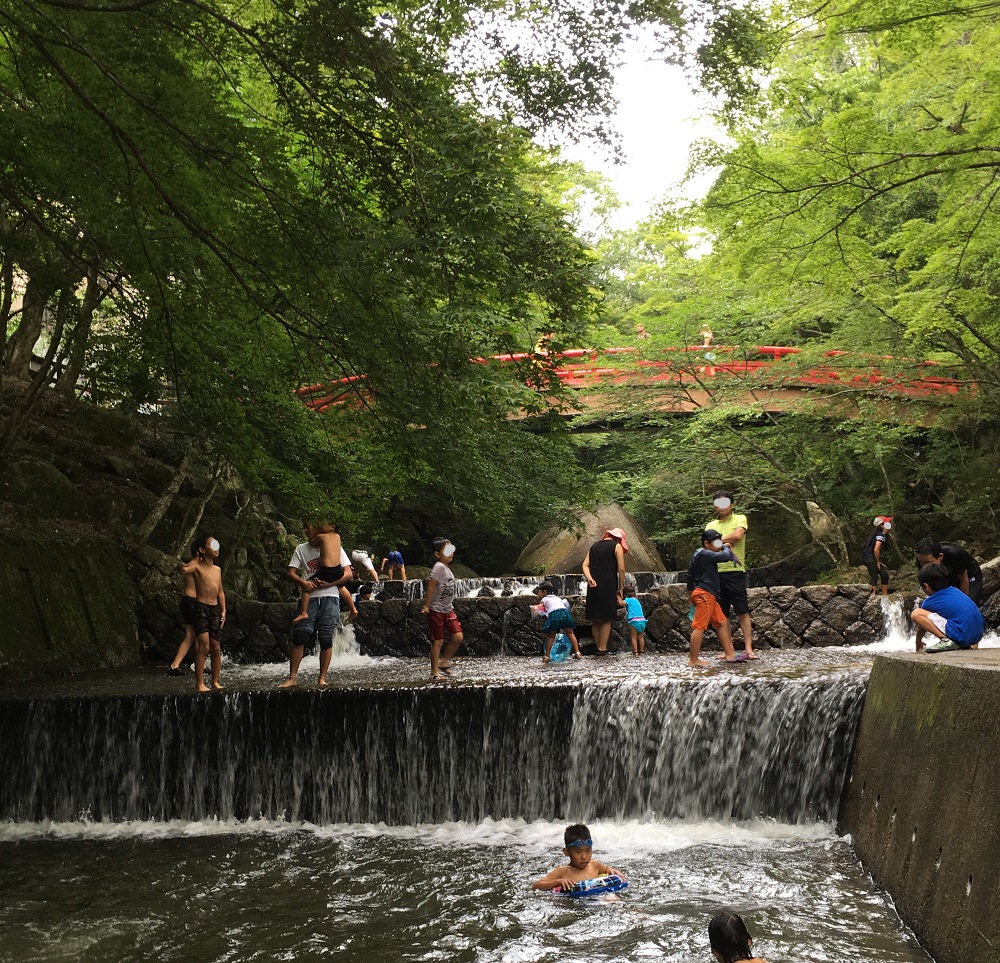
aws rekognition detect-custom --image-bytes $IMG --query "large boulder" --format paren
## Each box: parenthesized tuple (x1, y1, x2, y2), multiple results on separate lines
(514, 503, 665, 574)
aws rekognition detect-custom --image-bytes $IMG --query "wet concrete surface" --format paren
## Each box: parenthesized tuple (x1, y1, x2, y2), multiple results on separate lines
(6, 641, 999, 702)
(0, 646, 894, 700)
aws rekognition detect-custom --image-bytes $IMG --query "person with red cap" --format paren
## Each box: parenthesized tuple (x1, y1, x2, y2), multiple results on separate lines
(582, 528, 628, 656)
(862, 515, 892, 596)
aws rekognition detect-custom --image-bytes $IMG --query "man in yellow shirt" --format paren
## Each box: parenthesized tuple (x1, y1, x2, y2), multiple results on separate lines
(707, 489, 757, 659)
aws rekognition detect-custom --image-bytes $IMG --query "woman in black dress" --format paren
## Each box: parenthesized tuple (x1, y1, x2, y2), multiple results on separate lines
(582, 528, 628, 655)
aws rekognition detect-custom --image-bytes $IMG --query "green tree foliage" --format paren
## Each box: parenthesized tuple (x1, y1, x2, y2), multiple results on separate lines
(0, 0, 780, 558)
(576, 0, 1000, 558)
(701, 2, 1000, 380)
(0, 0, 599, 549)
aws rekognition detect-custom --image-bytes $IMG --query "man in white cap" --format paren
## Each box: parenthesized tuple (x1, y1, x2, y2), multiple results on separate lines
(707, 490, 756, 659)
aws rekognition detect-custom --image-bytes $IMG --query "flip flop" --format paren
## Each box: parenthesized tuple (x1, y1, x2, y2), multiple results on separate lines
(724, 652, 749, 663)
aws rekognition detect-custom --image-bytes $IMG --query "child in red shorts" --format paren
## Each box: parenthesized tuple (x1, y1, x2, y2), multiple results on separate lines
(686, 529, 743, 667)
(420, 537, 464, 681)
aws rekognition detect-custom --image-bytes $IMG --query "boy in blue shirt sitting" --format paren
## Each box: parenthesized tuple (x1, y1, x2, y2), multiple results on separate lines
(911, 562, 985, 653)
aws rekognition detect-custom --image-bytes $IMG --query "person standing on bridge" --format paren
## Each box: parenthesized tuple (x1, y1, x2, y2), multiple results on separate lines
(707, 490, 757, 659)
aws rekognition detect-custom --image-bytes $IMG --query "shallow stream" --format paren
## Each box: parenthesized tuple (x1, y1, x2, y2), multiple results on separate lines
(1, 601, 986, 961)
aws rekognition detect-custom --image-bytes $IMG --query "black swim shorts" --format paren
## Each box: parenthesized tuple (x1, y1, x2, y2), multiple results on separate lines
(311, 565, 344, 584)
(718, 570, 751, 615)
(193, 601, 222, 641)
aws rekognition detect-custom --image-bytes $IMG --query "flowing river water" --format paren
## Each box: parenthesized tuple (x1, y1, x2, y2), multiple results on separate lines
(2, 601, 983, 962)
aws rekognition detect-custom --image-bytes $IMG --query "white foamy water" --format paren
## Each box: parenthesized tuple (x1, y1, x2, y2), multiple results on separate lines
(0, 813, 837, 849)
(855, 596, 1000, 651)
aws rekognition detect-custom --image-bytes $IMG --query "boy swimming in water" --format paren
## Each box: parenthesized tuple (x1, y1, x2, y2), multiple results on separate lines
(531, 823, 626, 891)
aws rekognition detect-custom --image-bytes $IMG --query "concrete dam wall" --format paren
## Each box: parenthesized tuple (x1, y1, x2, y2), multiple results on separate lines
(839, 652, 1000, 963)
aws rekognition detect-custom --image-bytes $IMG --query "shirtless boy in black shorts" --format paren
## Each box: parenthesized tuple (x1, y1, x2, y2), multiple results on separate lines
(167, 539, 202, 675)
(181, 534, 226, 693)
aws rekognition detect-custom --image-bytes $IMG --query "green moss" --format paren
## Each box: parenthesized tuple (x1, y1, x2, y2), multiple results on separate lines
(0, 522, 137, 679)
(0, 458, 89, 520)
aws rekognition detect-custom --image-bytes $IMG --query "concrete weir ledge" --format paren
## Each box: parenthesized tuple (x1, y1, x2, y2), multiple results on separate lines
(839, 650, 1000, 963)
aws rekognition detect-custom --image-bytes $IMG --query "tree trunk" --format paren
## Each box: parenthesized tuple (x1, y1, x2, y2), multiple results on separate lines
(58, 265, 108, 397)
(129, 446, 200, 552)
(5, 276, 52, 380)
(171, 462, 223, 559)
(0, 289, 70, 472)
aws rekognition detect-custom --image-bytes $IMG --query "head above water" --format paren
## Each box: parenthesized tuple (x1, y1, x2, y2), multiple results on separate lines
(708, 909, 755, 963)
(563, 823, 592, 850)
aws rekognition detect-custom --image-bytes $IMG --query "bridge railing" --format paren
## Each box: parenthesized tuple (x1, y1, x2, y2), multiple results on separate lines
(295, 345, 969, 411)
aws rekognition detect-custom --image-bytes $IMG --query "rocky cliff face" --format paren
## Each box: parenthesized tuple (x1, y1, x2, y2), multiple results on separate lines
(514, 503, 665, 574)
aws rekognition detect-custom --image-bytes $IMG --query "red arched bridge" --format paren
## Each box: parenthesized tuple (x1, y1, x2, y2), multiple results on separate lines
(296, 345, 970, 420)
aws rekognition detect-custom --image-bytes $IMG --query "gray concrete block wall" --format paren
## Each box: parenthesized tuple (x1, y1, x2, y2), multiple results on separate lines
(355, 582, 886, 656)
(839, 653, 1000, 963)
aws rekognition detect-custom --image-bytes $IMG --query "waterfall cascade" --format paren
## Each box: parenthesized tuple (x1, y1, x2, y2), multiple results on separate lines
(394, 571, 682, 600)
(0, 673, 865, 825)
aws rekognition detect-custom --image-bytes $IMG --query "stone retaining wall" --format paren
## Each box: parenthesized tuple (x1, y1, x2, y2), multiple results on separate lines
(839, 653, 1000, 963)
(355, 582, 890, 657)
(136, 559, 1000, 662)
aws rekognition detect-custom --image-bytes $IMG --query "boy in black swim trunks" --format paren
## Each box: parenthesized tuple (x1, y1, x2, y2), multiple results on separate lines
(182, 533, 226, 693)
(531, 823, 626, 891)
(168, 539, 202, 675)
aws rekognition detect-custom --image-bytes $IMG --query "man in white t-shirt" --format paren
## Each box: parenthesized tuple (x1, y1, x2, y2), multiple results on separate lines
(279, 522, 353, 688)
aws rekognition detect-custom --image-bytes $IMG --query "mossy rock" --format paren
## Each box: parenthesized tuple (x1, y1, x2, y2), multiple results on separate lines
(0, 457, 89, 520)
(67, 405, 147, 449)
(0, 523, 138, 679)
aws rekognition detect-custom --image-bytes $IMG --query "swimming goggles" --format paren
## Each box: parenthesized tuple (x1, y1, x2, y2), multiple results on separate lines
(567, 838, 593, 848)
